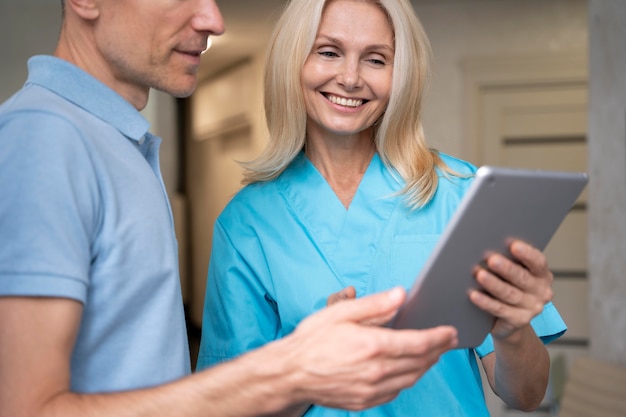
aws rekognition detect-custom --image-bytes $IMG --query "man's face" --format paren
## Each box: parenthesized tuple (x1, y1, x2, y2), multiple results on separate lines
(93, 0, 224, 102)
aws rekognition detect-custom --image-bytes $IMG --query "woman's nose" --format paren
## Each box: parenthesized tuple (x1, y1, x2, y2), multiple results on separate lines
(337, 59, 362, 90)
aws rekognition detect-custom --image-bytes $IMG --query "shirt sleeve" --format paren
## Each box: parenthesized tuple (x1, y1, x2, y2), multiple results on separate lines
(196, 217, 281, 370)
(474, 301, 567, 358)
(0, 111, 97, 302)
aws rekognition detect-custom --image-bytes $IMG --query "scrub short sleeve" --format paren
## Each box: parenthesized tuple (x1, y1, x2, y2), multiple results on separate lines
(475, 301, 567, 358)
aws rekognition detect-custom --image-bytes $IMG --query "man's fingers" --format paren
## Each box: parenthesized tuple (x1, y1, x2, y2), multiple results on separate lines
(359, 325, 458, 361)
(337, 327, 459, 410)
(390, 325, 459, 357)
(321, 287, 407, 324)
(326, 287, 401, 326)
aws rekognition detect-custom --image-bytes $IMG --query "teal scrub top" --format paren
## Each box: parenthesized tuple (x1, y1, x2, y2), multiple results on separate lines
(197, 151, 566, 416)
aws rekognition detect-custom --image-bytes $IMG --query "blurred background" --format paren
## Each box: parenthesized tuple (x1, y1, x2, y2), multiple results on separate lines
(1, 1, 624, 416)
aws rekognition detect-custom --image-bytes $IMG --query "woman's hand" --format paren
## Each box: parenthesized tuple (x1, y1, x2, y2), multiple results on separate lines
(472, 240, 553, 410)
(470, 239, 554, 341)
(326, 286, 357, 306)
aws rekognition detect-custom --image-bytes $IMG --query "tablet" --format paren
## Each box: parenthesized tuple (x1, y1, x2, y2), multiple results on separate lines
(389, 166, 588, 348)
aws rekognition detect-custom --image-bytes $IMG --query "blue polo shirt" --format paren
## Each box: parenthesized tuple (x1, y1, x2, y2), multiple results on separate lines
(0, 56, 190, 392)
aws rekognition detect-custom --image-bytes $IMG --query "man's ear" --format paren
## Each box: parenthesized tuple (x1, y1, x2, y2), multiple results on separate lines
(66, 0, 100, 20)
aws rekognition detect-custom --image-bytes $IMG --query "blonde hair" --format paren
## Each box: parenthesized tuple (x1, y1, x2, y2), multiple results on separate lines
(242, 0, 455, 209)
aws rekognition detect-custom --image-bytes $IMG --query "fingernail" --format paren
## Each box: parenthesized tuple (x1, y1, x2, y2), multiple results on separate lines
(491, 256, 503, 268)
(387, 287, 404, 302)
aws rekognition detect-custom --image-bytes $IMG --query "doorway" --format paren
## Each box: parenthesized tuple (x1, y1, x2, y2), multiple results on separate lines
(463, 53, 589, 417)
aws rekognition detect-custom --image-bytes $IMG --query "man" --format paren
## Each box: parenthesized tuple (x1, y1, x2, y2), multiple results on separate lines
(0, 1, 458, 416)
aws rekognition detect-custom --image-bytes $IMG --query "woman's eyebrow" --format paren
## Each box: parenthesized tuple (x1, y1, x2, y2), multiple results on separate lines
(315, 33, 394, 53)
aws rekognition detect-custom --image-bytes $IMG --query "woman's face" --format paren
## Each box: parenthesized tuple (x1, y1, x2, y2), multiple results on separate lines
(301, 0, 394, 141)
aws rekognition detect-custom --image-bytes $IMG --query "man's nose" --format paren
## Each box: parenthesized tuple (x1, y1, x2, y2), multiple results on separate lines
(191, 0, 226, 36)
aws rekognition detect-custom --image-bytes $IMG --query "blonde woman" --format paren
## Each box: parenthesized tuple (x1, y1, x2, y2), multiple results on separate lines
(198, 0, 565, 415)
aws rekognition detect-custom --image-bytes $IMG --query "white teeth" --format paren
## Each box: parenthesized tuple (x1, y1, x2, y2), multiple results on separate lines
(327, 94, 363, 107)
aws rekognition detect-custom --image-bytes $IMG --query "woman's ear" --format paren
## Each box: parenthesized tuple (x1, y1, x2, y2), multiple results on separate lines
(65, 0, 100, 20)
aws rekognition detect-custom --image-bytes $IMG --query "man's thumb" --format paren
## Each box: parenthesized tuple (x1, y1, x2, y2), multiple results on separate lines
(327, 286, 406, 323)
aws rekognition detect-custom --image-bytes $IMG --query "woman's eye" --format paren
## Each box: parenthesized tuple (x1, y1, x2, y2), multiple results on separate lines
(368, 58, 386, 65)
(318, 50, 339, 58)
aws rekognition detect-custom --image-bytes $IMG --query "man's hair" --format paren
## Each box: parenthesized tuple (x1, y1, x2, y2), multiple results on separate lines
(242, 0, 453, 209)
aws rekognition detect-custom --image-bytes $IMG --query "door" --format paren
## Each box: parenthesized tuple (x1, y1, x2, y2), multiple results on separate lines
(463, 54, 588, 417)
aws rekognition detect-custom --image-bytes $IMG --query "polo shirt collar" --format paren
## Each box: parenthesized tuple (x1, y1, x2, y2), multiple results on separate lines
(26, 55, 150, 142)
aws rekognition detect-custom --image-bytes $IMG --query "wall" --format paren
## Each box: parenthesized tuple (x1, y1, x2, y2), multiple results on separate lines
(186, 56, 267, 325)
(0, 1, 61, 101)
(588, 0, 626, 364)
(413, 0, 588, 161)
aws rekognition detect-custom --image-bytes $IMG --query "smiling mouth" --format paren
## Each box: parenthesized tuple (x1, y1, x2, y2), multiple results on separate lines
(324, 93, 365, 108)
(180, 50, 202, 57)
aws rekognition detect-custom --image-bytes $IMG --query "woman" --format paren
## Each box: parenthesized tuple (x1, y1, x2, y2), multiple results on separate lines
(197, 0, 565, 415)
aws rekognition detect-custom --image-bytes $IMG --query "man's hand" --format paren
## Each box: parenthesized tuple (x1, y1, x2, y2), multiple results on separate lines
(260, 287, 458, 412)
(326, 286, 396, 326)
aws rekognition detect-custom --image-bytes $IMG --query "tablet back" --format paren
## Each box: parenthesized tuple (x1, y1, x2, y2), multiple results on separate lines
(390, 166, 588, 348)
